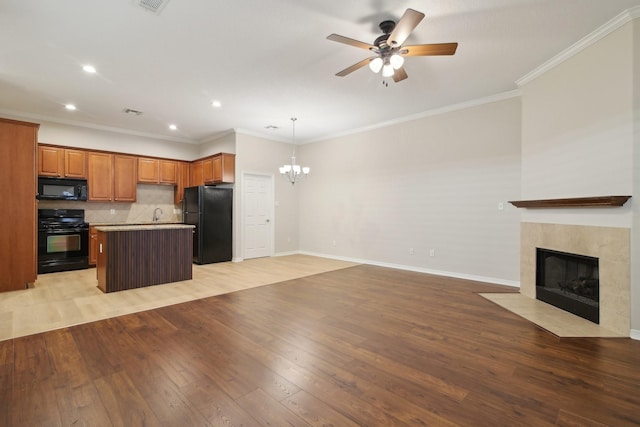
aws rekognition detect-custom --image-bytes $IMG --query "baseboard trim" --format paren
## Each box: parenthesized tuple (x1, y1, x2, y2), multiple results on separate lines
(297, 251, 520, 288)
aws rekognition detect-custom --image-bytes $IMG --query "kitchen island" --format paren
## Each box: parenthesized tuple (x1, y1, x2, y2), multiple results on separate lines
(94, 224, 194, 293)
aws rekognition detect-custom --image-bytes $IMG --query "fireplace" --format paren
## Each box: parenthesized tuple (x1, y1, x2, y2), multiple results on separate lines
(536, 248, 599, 324)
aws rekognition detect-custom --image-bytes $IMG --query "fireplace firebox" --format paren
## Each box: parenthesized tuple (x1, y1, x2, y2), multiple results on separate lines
(536, 248, 599, 323)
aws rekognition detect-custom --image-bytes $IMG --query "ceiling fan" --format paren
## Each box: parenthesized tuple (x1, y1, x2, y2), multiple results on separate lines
(327, 8, 458, 83)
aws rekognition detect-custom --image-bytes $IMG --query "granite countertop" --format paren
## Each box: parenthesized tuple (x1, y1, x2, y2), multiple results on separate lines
(94, 224, 194, 232)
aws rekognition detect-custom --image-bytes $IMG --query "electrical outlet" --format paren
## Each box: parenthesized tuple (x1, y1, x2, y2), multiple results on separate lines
(429, 249, 435, 257)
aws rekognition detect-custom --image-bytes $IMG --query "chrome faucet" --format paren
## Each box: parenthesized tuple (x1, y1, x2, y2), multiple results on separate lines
(152, 207, 163, 222)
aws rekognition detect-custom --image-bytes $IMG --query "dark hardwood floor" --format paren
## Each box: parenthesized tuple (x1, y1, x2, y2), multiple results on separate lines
(2, 264, 639, 426)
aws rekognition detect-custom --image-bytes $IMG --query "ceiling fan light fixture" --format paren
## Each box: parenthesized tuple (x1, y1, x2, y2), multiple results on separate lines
(382, 63, 395, 77)
(369, 57, 383, 73)
(390, 53, 404, 70)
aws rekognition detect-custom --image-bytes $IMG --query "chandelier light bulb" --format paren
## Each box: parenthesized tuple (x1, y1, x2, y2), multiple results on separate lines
(279, 117, 310, 185)
(369, 57, 383, 73)
(390, 53, 404, 70)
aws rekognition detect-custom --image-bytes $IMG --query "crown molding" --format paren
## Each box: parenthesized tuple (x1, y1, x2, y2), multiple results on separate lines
(308, 89, 522, 144)
(0, 108, 200, 144)
(517, 6, 640, 87)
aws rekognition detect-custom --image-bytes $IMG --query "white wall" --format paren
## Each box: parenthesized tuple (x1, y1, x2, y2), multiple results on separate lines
(520, 19, 639, 334)
(298, 97, 522, 284)
(632, 19, 640, 335)
(520, 22, 635, 228)
(198, 131, 236, 158)
(234, 132, 300, 260)
(37, 120, 200, 160)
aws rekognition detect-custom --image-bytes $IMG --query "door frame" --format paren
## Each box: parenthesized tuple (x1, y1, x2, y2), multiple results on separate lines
(241, 171, 275, 260)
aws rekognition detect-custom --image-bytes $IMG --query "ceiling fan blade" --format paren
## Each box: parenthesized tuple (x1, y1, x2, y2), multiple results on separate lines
(327, 34, 377, 51)
(392, 67, 408, 83)
(387, 8, 425, 47)
(336, 57, 376, 77)
(401, 43, 458, 56)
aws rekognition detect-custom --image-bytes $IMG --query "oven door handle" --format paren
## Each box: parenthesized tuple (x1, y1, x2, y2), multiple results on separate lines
(40, 228, 88, 234)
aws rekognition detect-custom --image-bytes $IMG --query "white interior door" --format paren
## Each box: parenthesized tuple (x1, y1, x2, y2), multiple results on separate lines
(243, 173, 273, 259)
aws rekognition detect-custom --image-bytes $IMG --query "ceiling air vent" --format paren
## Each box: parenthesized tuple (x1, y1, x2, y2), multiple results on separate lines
(123, 108, 143, 116)
(135, 0, 169, 15)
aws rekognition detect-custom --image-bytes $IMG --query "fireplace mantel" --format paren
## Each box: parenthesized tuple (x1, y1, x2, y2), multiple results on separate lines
(509, 196, 631, 208)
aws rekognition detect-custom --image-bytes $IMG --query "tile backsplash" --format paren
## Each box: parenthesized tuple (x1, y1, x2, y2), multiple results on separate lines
(38, 184, 182, 224)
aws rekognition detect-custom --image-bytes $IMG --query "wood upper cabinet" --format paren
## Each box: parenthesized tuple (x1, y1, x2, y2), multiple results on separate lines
(202, 157, 214, 183)
(0, 118, 39, 293)
(87, 152, 136, 202)
(87, 151, 113, 201)
(138, 157, 178, 185)
(38, 145, 64, 177)
(159, 160, 178, 184)
(174, 161, 190, 205)
(64, 149, 87, 178)
(213, 153, 235, 184)
(137, 157, 159, 183)
(38, 145, 86, 178)
(201, 153, 235, 185)
(113, 155, 137, 202)
(190, 160, 204, 187)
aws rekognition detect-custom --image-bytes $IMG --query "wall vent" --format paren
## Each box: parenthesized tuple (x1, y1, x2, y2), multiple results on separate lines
(135, 0, 169, 15)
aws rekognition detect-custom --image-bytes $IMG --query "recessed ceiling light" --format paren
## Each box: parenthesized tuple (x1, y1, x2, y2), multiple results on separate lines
(65, 104, 77, 111)
(211, 100, 222, 108)
(168, 124, 177, 131)
(82, 65, 97, 73)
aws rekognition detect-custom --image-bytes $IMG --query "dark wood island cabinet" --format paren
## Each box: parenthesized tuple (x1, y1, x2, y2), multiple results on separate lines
(95, 224, 194, 293)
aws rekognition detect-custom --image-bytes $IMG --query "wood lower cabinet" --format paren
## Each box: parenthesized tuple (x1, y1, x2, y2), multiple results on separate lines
(96, 226, 193, 293)
(38, 145, 86, 178)
(89, 226, 98, 266)
(87, 152, 137, 202)
(0, 118, 38, 293)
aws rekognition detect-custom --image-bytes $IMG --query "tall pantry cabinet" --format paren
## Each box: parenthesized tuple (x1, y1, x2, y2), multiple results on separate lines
(0, 118, 39, 292)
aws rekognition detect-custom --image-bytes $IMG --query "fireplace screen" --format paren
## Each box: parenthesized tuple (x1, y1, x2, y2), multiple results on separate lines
(536, 248, 599, 323)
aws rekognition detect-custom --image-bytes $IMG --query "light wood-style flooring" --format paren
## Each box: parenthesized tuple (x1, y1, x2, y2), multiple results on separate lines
(2, 261, 639, 426)
(0, 255, 357, 341)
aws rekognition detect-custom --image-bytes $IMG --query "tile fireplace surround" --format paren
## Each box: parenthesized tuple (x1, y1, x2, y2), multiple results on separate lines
(520, 222, 630, 336)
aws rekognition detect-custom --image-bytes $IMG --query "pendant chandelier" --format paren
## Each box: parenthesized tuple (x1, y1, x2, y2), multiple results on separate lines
(279, 117, 310, 185)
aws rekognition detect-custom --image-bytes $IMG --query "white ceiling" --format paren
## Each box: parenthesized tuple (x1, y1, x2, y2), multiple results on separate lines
(1, 0, 640, 144)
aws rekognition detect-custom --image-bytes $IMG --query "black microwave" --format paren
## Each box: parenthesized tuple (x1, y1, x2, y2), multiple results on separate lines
(37, 177, 88, 201)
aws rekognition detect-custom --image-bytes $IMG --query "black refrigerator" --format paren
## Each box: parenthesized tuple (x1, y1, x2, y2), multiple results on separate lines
(183, 186, 233, 264)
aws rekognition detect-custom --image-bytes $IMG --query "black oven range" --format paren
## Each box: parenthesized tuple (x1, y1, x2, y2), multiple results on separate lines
(38, 209, 89, 274)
